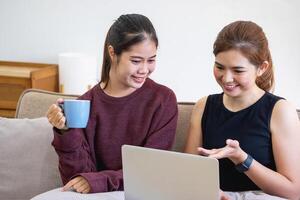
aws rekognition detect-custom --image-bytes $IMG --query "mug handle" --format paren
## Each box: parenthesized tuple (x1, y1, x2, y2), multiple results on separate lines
(57, 102, 69, 130)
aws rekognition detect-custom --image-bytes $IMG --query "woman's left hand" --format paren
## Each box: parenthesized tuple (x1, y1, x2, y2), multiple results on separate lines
(62, 176, 91, 194)
(197, 139, 247, 164)
(220, 189, 231, 200)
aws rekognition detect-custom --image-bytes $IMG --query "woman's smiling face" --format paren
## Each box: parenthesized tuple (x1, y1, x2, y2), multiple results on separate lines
(109, 38, 157, 91)
(214, 49, 260, 98)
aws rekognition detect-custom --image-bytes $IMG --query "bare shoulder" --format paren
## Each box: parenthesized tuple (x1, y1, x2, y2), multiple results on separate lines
(193, 96, 208, 114)
(184, 96, 208, 153)
(271, 99, 300, 135)
(272, 99, 299, 122)
(190, 96, 208, 123)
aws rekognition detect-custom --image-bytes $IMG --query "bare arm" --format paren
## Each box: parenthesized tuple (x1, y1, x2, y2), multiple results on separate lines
(184, 97, 207, 154)
(244, 100, 300, 199)
(197, 100, 300, 199)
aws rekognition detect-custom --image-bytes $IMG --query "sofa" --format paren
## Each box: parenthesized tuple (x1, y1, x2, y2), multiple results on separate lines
(0, 88, 194, 200)
(1, 89, 299, 200)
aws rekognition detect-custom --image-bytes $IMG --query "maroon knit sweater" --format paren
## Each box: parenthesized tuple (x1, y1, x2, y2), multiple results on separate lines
(52, 78, 178, 193)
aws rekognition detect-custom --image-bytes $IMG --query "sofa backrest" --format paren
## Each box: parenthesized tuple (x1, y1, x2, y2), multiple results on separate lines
(15, 89, 300, 152)
(15, 89, 79, 119)
(15, 89, 195, 152)
(173, 102, 193, 151)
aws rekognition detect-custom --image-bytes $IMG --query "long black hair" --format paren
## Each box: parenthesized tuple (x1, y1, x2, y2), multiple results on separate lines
(100, 14, 158, 88)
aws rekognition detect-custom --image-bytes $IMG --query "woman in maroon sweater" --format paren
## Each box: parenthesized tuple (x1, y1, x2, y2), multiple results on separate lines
(46, 14, 178, 194)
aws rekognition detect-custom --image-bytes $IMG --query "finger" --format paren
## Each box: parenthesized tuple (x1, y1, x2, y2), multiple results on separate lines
(62, 183, 72, 191)
(226, 139, 239, 148)
(47, 105, 62, 121)
(197, 147, 210, 156)
(220, 190, 230, 200)
(62, 178, 78, 191)
(198, 147, 222, 156)
(53, 111, 64, 126)
(76, 183, 88, 193)
(50, 109, 66, 129)
(57, 117, 66, 129)
(208, 151, 227, 159)
(81, 187, 90, 194)
(46, 104, 58, 119)
(56, 98, 64, 104)
(73, 178, 86, 190)
(62, 182, 73, 191)
(209, 146, 234, 159)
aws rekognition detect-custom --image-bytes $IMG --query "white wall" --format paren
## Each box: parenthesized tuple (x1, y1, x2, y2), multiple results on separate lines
(1, 0, 300, 107)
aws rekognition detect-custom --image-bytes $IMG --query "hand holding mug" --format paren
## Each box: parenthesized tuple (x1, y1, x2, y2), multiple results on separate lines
(46, 98, 66, 129)
(47, 98, 90, 129)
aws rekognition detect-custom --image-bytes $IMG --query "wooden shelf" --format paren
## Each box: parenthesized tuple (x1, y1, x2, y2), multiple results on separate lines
(0, 61, 59, 118)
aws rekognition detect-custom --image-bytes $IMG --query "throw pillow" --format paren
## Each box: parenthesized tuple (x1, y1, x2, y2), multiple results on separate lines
(0, 117, 62, 200)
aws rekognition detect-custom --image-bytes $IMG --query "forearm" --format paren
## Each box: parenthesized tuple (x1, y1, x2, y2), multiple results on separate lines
(245, 160, 300, 199)
(52, 129, 96, 184)
(56, 149, 97, 184)
(224, 141, 300, 199)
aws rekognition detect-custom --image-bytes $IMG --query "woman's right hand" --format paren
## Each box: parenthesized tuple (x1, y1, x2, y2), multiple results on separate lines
(46, 98, 66, 129)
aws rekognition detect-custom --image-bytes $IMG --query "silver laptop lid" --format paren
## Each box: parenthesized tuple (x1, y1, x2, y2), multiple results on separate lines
(122, 145, 219, 200)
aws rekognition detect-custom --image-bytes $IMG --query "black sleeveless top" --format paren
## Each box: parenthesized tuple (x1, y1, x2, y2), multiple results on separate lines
(202, 92, 283, 191)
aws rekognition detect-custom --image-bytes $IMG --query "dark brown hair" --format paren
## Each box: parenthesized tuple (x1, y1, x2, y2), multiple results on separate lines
(100, 14, 158, 88)
(213, 21, 274, 92)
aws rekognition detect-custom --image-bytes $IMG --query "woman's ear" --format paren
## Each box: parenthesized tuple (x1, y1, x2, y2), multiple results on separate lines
(257, 61, 269, 76)
(108, 45, 115, 61)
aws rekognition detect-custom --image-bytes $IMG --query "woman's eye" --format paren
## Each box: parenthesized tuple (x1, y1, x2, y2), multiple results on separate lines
(148, 59, 155, 64)
(235, 70, 244, 73)
(215, 65, 223, 70)
(131, 60, 141, 64)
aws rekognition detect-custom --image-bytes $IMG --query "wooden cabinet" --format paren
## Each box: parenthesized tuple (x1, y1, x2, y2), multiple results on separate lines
(0, 61, 59, 117)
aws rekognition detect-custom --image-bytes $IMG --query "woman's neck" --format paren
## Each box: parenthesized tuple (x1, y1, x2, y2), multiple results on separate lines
(223, 87, 265, 112)
(100, 81, 136, 98)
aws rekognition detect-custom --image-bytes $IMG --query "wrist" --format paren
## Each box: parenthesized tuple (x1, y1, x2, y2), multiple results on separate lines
(231, 150, 248, 165)
(235, 154, 254, 173)
(54, 126, 69, 135)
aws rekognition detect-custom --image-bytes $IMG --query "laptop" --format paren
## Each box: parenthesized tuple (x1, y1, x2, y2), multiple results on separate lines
(122, 145, 219, 200)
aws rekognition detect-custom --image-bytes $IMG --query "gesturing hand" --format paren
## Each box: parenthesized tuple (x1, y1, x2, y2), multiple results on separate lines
(198, 139, 247, 164)
(62, 176, 91, 194)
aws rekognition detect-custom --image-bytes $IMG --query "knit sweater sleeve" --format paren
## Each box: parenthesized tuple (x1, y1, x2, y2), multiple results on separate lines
(52, 125, 123, 193)
(144, 89, 178, 150)
(52, 128, 98, 187)
(51, 91, 100, 192)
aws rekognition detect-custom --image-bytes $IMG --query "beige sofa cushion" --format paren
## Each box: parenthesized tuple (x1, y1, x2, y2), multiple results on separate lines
(0, 117, 62, 200)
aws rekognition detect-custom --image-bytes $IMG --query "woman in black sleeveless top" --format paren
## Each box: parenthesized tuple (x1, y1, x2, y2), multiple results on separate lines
(185, 21, 300, 200)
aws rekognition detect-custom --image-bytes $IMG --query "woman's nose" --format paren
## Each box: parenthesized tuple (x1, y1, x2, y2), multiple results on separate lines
(222, 71, 234, 82)
(138, 62, 149, 74)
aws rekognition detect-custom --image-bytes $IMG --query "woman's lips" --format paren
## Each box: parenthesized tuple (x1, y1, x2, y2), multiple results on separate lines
(132, 76, 145, 84)
(223, 84, 238, 91)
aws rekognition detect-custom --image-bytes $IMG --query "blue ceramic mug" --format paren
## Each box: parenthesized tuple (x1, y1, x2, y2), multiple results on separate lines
(61, 99, 90, 128)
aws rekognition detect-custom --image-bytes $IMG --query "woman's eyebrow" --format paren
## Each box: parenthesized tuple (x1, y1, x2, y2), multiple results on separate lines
(215, 61, 244, 69)
(130, 55, 156, 59)
(215, 61, 225, 67)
